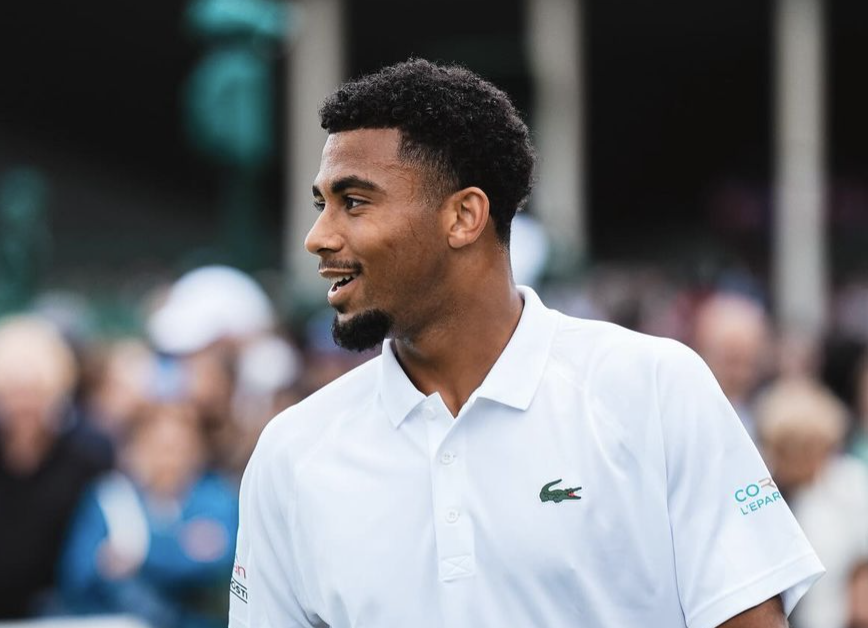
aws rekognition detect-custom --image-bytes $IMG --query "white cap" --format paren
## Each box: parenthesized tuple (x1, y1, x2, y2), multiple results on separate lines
(147, 265, 275, 355)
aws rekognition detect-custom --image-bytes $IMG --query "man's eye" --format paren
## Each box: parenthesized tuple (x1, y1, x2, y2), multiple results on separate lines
(313, 199, 326, 212)
(345, 197, 365, 210)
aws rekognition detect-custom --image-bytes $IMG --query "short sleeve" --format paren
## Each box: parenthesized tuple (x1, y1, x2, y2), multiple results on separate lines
(655, 340, 824, 628)
(229, 426, 318, 628)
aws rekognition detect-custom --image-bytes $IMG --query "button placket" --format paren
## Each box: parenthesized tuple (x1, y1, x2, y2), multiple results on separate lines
(426, 410, 474, 582)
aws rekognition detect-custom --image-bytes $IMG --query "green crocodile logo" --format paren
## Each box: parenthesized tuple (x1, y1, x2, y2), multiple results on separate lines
(540, 479, 582, 503)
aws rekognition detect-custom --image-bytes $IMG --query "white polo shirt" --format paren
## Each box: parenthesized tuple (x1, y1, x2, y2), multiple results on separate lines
(230, 287, 823, 628)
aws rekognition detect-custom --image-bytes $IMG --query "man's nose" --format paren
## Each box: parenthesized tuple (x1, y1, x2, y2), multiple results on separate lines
(304, 209, 343, 255)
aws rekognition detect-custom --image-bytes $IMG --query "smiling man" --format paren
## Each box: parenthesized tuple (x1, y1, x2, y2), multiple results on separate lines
(229, 59, 823, 628)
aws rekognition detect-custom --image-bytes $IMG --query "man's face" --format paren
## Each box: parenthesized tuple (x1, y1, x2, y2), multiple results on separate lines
(306, 128, 450, 351)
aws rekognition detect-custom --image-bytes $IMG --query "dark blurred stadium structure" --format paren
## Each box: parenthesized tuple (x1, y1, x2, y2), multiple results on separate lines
(1, 1, 868, 627)
(0, 0, 866, 323)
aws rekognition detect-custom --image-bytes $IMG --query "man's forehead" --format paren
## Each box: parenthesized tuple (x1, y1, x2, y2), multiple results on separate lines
(315, 128, 415, 189)
(322, 128, 403, 165)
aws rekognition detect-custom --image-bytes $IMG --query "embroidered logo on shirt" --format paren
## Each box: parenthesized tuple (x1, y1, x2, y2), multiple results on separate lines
(539, 479, 582, 503)
(734, 477, 782, 516)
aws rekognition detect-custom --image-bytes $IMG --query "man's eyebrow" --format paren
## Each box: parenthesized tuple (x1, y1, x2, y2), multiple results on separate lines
(313, 176, 383, 198)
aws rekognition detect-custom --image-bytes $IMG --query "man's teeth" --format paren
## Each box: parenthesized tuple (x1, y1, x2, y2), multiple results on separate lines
(331, 275, 357, 290)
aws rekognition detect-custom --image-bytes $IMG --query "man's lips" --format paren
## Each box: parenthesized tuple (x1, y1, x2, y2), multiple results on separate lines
(326, 275, 358, 306)
(318, 265, 361, 304)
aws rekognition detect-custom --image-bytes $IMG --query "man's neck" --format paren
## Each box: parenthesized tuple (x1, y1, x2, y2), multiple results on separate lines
(392, 279, 524, 417)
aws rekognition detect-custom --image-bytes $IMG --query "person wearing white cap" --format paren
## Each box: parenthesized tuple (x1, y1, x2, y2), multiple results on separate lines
(230, 59, 823, 628)
(147, 265, 275, 356)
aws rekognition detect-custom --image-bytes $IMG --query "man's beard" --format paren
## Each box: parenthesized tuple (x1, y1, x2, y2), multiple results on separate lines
(331, 309, 393, 352)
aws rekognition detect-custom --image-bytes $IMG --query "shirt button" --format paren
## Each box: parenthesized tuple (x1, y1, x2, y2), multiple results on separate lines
(445, 509, 460, 524)
(440, 451, 456, 465)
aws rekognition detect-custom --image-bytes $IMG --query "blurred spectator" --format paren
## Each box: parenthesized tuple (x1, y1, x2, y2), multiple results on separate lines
(777, 330, 822, 380)
(228, 333, 301, 473)
(693, 292, 771, 440)
(145, 265, 285, 479)
(232, 334, 300, 423)
(847, 559, 868, 628)
(0, 315, 112, 619)
(146, 265, 274, 357)
(82, 339, 159, 450)
(179, 345, 240, 476)
(59, 401, 237, 628)
(32, 291, 99, 358)
(756, 378, 868, 628)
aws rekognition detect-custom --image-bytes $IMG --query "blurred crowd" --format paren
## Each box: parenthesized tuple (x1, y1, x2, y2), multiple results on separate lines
(3, 262, 868, 628)
(0, 265, 369, 628)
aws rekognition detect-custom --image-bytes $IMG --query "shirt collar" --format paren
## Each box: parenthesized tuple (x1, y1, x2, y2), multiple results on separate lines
(378, 337, 428, 428)
(378, 286, 557, 428)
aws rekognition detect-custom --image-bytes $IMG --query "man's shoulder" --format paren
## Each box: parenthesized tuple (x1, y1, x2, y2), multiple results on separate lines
(289, 355, 382, 418)
(549, 310, 687, 370)
(543, 309, 709, 409)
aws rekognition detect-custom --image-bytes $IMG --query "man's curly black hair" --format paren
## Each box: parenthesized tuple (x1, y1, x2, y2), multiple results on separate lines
(319, 58, 536, 246)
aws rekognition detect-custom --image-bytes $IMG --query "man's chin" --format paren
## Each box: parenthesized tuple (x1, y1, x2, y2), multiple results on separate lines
(331, 309, 393, 352)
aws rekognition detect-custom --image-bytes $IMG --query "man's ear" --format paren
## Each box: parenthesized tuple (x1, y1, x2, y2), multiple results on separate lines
(443, 187, 490, 249)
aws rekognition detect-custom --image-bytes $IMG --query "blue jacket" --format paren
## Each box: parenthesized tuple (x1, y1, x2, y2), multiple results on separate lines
(59, 471, 238, 628)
